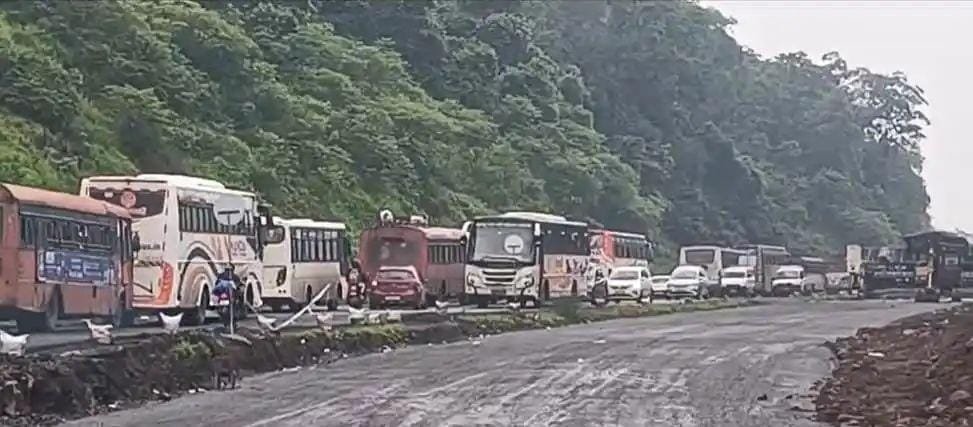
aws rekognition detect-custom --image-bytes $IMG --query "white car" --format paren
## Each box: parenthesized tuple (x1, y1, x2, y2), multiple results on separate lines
(606, 266, 652, 303)
(771, 265, 806, 296)
(650, 275, 670, 299)
(667, 265, 710, 299)
(720, 266, 756, 297)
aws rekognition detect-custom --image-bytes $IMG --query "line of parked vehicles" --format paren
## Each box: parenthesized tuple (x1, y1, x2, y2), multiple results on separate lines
(850, 230, 973, 303)
(0, 173, 883, 334)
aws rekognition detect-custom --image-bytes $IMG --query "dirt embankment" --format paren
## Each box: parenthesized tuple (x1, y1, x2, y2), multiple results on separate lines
(0, 299, 749, 426)
(816, 303, 973, 427)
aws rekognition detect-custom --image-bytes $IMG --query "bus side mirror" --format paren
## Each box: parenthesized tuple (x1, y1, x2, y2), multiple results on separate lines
(459, 236, 468, 246)
(131, 233, 141, 256)
(257, 204, 274, 227)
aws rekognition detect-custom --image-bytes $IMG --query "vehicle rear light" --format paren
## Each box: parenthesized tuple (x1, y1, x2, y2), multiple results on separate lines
(161, 262, 174, 289)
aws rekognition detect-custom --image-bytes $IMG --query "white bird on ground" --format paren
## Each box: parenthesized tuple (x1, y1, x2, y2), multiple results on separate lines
(367, 311, 384, 325)
(82, 319, 113, 345)
(315, 312, 334, 331)
(348, 306, 367, 324)
(506, 301, 520, 312)
(0, 330, 29, 356)
(434, 300, 449, 315)
(159, 312, 183, 335)
(256, 314, 277, 332)
(384, 309, 401, 323)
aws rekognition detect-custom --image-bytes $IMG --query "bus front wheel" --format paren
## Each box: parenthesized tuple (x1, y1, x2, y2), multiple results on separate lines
(184, 287, 208, 326)
(18, 290, 61, 333)
(111, 293, 134, 328)
(476, 296, 489, 309)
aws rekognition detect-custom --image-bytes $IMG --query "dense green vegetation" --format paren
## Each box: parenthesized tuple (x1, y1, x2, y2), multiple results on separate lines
(0, 0, 929, 258)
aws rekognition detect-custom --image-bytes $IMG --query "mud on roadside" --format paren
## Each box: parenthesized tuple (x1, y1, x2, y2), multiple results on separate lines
(815, 303, 973, 427)
(0, 299, 751, 426)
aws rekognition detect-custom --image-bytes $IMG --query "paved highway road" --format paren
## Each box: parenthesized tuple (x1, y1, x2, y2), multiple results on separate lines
(63, 299, 944, 427)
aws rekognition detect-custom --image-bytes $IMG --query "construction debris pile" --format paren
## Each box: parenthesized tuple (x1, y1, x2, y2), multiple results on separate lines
(816, 304, 973, 426)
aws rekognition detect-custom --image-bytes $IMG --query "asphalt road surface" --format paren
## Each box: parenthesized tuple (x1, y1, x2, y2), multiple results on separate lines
(63, 299, 942, 427)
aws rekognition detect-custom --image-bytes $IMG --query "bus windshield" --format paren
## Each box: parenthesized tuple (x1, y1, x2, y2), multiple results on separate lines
(470, 222, 535, 264)
(684, 249, 715, 265)
(376, 268, 416, 281)
(610, 270, 640, 280)
(775, 269, 801, 279)
(86, 186, 167, 219)
(367, 237, 421, 267)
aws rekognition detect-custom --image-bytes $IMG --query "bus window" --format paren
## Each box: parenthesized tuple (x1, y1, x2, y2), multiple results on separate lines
(685, 249, 715, 265)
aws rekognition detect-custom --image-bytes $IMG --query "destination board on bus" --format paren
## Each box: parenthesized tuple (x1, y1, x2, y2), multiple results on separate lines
(37, 250, 115, 285)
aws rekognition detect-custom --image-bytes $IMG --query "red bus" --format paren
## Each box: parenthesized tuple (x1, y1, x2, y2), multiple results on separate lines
(0, 183, 135, 332)
(358, 213, 465, 307)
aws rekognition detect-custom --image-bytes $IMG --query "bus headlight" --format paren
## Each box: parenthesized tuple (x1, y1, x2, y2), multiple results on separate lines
(467, 274, 481, 287)
(518, 277, 534, 289)
(276, 269, 286, 286)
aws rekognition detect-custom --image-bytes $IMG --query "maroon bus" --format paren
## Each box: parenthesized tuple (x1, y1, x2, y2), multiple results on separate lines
(0, 183, 135, 332)
(358, 213, 465, 308)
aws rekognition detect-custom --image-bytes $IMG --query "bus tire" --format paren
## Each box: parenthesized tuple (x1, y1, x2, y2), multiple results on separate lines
(325, 284, 339, 311)
(112, 293, 134, 328)
(184, 286, 209, 326)
(41, 289, 61, 332)
(18, 290, 60, 333)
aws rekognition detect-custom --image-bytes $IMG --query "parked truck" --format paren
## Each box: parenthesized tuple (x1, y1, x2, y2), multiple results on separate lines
(769, 256, 828, 296)
(735, 244, 790, 296)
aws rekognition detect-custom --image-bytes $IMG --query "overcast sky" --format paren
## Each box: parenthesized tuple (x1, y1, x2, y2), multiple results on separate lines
(701, 0, 973, 232)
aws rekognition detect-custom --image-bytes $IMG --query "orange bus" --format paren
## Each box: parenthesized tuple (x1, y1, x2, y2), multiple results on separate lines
(0, 183, 135, 332)
(358, 213, 465, 307)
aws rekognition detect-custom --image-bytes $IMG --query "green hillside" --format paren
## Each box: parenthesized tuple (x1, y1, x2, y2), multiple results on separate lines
(0, 1, 930, 259)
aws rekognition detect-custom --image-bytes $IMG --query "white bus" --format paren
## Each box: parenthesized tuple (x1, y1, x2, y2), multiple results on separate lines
(80, 174, 273, 325)
(465, 212, 590, 308)
(678, 245, 746, 286)
(260, 218, 351, 312)
(736, 244, 790, 295)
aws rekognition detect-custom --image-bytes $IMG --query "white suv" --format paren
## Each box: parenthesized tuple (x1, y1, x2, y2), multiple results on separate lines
(668, 265, 710, 299)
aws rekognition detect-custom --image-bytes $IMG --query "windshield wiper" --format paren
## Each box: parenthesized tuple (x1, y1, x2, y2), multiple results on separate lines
(478, 255, 523, 263)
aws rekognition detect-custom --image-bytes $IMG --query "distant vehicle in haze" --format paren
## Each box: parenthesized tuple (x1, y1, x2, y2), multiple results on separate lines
(719, 265, 756, 298)
(667, 265, 709, 300)
(678, 245, 746, 297)
(650, 275, 671, 299)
